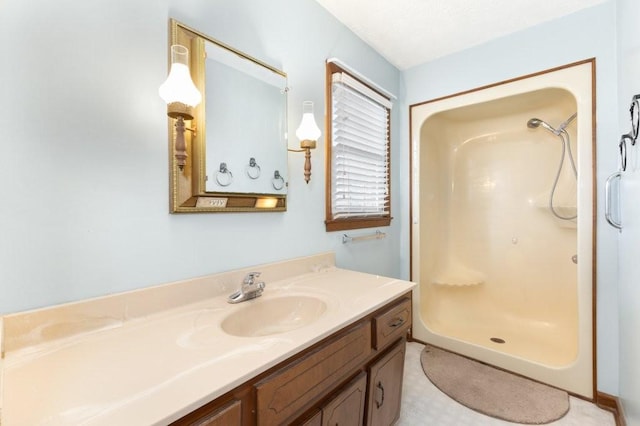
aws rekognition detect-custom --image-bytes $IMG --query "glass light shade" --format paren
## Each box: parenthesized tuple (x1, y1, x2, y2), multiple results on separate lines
(295, 101, 321, 141)
(158, 45, 202, 107)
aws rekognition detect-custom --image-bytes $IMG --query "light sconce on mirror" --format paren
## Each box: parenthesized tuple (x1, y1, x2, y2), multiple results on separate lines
(159, 44, 202, 170)
(288, 101, 321, 184)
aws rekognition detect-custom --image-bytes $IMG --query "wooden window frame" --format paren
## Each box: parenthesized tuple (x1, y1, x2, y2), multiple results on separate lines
(324, 62, 392, 232)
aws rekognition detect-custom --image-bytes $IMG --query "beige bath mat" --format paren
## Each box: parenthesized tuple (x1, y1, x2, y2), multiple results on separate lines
(420, 345, 569, 424)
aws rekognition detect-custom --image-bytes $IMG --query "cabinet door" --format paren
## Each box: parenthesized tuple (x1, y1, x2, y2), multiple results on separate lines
(367, 341, 406, 426)
(322, 372, 367, 426)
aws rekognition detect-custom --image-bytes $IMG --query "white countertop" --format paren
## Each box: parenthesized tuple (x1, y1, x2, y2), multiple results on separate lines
(2, 266, 415, 425)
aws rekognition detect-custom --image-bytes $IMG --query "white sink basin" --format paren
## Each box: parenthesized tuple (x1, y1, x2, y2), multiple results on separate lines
(221, 295, 328, 337)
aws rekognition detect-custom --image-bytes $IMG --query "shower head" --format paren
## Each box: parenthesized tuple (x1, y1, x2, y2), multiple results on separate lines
(527, 118, 542, 128)
(527, 118, 557, 134)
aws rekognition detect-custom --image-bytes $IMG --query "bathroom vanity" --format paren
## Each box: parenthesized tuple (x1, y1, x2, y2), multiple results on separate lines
(0, 253, 415, 425)
(174, 295, 411, 425)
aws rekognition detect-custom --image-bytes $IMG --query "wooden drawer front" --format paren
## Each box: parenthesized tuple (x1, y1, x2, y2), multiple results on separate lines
(322, 372, 367, 426)
(190, 399, 241, 426)
(373, 297, 411, 350)
(255, 322, 372, 426)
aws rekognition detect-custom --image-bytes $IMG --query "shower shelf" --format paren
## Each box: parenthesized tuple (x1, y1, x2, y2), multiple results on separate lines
(533, 201, 577, 217)
(532, 192, 577, 218)
(431, 280, 484, 286)
(432, 265, 485, 286)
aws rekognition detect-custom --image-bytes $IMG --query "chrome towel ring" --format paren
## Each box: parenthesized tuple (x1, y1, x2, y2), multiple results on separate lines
(246, 157, 261, 179)
(272, 170, 285, 190)
(216, 162, 233, 187)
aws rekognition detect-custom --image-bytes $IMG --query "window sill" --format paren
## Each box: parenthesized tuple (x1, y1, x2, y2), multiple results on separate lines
(325, 216, 392, 232)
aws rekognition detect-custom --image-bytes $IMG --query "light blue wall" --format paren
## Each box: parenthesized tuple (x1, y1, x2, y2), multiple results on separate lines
(0, 0, 401, 314)
(399, 1, 620, 395)
(616, 0, 640, 422)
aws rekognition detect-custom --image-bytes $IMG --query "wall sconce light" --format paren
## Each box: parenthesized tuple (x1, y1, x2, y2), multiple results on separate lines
(159, 44, 202, 170)
(289, 101, 321, 184)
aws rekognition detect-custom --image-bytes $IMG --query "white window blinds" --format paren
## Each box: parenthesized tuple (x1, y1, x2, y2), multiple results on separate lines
(331, 72, 391, 219)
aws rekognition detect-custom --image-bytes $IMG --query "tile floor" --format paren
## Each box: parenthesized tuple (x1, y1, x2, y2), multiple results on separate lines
(398, 342, 615, 426)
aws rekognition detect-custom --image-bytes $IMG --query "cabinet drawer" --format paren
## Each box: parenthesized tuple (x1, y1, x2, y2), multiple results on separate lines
(372, 297, 411, 350)
(177, 399, 242, 426)
(255, 322, 372, 426)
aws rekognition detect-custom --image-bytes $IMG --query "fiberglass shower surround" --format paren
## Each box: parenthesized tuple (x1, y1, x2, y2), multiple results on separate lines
(410, 60, 594, 399)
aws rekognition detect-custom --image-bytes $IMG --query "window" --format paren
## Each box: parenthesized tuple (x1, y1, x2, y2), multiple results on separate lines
(325, 62, 392, 232)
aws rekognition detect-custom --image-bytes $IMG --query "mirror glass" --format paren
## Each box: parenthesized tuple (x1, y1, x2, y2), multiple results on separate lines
(168, 20, 288, 213)
(204, 41, 288, 195)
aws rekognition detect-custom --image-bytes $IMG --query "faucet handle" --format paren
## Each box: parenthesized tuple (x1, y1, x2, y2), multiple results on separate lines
(244, 271, 261, 284)
(229, 272, 265, 303)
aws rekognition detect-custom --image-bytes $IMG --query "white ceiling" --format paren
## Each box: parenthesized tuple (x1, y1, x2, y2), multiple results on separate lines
(314, 0, 610, 70)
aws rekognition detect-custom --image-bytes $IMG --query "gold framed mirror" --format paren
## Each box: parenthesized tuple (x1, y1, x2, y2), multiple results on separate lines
(166, 19, 288, 213)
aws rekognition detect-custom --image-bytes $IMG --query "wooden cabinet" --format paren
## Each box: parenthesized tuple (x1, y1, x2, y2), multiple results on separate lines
(372, 297, 411, 350)
(174, 399, 242, 426)
(322, 372, 368, 426)
(300, 410, 322, 426)
(172, 293, 412, 426)
(255, 322, 371, 425)
(366, 341, 406, 426)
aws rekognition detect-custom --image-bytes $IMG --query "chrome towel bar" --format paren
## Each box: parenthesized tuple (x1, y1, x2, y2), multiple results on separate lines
(342, 230, 386, 244)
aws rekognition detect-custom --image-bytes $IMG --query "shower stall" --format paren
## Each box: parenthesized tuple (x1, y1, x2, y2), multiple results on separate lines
(410, 61, 595, 398)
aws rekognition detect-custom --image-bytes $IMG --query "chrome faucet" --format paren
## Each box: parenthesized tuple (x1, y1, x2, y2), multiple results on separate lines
(228, 272, 266, 304)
